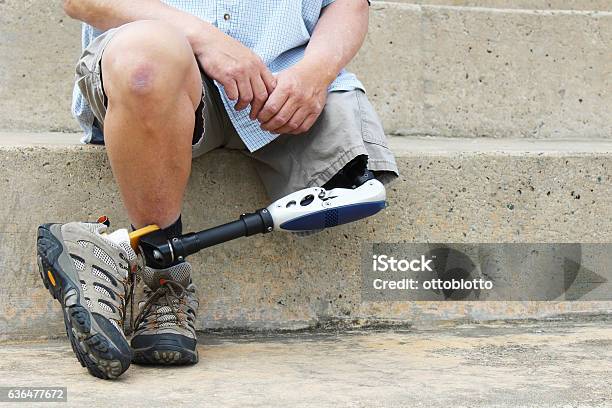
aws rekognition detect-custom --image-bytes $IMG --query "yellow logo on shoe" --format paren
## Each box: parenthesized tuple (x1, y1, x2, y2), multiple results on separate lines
(47, 270, 56, 287)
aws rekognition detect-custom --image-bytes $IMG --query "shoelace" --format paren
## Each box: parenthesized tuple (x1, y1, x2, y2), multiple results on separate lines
(120, 254, 144, 335)
(133, 280, 188, 333)
(124, 268, 137, 334)
(94, 218, 143, 333)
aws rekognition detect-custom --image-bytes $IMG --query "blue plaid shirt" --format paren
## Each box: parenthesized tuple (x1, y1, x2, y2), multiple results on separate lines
(72, 0, 367, 152)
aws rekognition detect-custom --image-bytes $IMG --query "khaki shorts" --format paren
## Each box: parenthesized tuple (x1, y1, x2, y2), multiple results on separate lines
(76, 25, 399, 200)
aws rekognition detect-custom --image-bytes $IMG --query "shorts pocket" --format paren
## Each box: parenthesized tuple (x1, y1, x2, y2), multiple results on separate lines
(76, 72, 96, 110)
(355, 90, 388, 148)
(76, 71, 106, 125)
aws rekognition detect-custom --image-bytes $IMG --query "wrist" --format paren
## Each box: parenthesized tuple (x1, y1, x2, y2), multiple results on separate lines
(294, 57, 338, 90)
(184, 18, 217, 56)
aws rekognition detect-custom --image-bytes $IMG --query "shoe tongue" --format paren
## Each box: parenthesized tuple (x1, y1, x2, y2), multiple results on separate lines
(104, 227, 129, 245)
(86, 222, 108, 235)
(99, 228, 138, 263)
(142, 263, 192, 290)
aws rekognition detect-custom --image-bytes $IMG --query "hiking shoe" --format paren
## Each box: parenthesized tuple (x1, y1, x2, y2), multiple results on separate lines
(37, 222, 137, 379)
(131, 262, 199, 365)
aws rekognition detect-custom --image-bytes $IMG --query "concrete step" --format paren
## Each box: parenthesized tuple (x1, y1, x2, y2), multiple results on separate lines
(352, 2, 612, 139)
(1, 132, 611, 341)
(1, 1, 610, 139)
(373, 0, 612, 11)
(0, 319, 611, 407)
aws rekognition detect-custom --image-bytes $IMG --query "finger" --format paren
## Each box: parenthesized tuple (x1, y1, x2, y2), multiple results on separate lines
(234, 77, 253, 111)
(289, 112, 320, 135)
(262, 98, 300, 132)
(260, 68, 277, 94)
(258, 87, 289, 124)
(275, 107, 309, 135)
(223, 79, 239, 101)
(249, 75, 269, 120)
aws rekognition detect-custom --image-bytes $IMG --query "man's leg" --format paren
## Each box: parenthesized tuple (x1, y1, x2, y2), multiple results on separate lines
(101, 20, 203, 229)
(36, 21, 206, 379)
(99, 21, 204, 366)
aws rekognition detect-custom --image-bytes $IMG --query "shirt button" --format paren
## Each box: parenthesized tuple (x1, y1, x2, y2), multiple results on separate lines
(223, 13, 231, 21)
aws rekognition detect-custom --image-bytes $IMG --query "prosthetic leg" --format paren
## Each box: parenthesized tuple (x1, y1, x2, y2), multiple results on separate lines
(130, 156, 387, 269)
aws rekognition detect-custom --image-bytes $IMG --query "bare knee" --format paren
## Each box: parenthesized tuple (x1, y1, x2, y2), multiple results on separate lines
(102, 20, 199, 105)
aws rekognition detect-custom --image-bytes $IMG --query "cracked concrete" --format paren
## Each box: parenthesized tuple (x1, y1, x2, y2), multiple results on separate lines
(0, 318, 610, 407)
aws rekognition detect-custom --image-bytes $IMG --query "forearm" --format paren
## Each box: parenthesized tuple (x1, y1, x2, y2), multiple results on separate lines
(299, 0, 369, 87)
(63, 0, 217, 54)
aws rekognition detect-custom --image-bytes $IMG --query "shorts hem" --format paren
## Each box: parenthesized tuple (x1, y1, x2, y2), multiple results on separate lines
(308, 145, 400, 189)
(367, 158, 399, 174)
(307, 144, 369, 188)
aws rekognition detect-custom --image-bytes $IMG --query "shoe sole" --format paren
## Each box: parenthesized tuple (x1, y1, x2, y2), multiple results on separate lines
(132, 337, 198, 366)
(37, 223, 132, 379)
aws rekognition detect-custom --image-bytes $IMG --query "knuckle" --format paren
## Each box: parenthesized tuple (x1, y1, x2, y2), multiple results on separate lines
(293, 88, 304, 98)
(226, 66, 238, 77)
(230, 65, 245, 77)
(287, 82, 298, 93)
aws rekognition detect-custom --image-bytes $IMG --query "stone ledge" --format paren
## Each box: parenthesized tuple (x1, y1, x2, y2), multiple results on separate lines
(1, 2, 610, 139)
(1, 133, 611, 340)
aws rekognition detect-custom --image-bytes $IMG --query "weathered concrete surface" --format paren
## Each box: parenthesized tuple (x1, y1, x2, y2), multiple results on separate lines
(0, 319, 611, 407)
(351, 3, 612, 138)
(374, 0, 612, 10)
(0, 0, 81, 132)
(1, 1, 610, 139)
(1, 133, 611, 341)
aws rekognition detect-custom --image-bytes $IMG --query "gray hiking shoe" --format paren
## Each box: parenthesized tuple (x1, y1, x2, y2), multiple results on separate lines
(131, 262, 199, 365)
(37, 221, 137, 379)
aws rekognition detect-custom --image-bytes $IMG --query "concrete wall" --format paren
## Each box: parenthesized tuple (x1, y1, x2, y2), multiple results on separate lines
(374, 0, 612, 10)
(1, 1, 610, 138)
(352, 3, 612, 138)
(1, 134, 611, 340)
(1, 0, 610, 340)
(0, 1, 81, 132)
